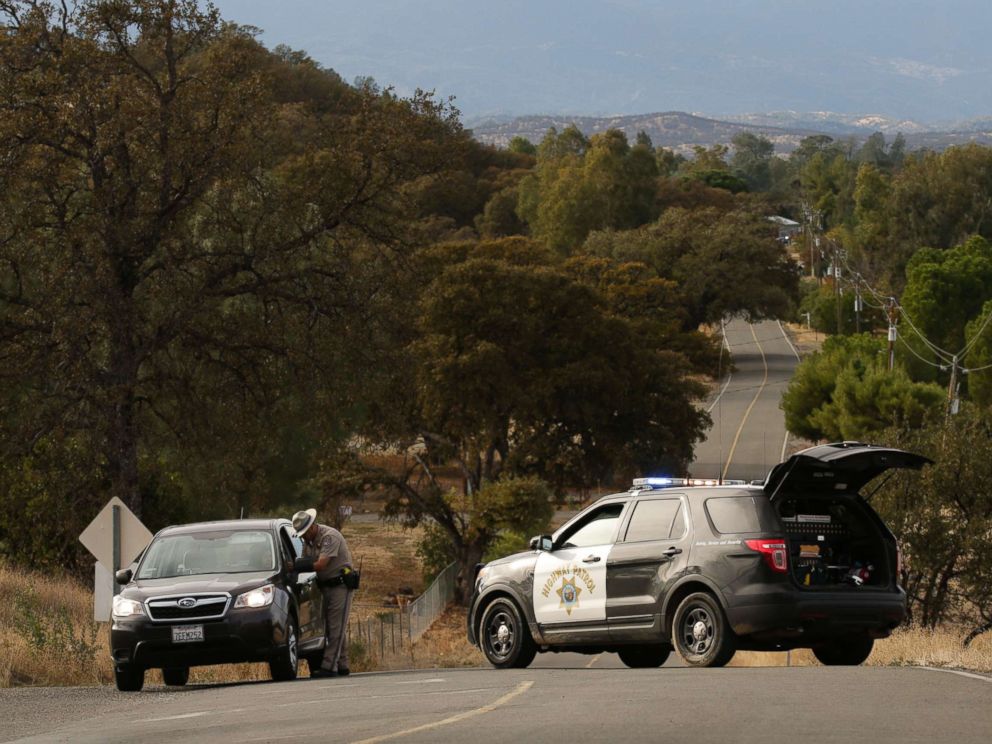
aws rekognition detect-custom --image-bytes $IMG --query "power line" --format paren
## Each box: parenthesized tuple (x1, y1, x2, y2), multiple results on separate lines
(958, 304, 992, 359)
(834, 245, 992, 363)
(897, 334, 948, 370)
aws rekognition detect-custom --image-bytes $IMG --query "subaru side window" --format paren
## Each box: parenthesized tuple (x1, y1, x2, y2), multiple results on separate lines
(559, 504, 625, 548)
(623, 499, 683, 542)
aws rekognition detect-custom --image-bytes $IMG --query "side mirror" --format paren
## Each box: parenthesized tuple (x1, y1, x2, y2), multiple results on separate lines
(115, 568, 133, 585)
(530, 534, 553, 552)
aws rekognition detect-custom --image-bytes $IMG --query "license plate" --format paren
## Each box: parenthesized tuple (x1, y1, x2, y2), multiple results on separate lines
(171, 624, 204, 643)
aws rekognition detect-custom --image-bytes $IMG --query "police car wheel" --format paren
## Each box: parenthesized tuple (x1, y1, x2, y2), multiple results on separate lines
(618, 645, 671, 668)
(269, 618, 300, 681)
(480, 597, 536, 669)
(672, 592, 736, 668)
(812, 635, 874, 666)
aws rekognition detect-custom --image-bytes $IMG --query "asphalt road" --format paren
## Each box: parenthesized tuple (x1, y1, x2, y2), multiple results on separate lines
(690, 318, 801, 483)
(3, 665, 989, 743)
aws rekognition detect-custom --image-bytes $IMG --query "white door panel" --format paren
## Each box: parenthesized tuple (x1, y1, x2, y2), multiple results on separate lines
(533, 544, 611, 624)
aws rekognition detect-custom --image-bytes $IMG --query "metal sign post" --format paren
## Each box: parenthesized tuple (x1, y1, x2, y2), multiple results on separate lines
(112, 504, 121, 594)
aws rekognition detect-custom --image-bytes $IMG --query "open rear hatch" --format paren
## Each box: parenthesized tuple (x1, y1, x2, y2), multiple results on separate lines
(763, 443, 932, 591)
(763, 442, 932, 502)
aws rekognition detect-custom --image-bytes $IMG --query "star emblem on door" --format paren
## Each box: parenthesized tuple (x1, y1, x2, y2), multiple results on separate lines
(556, 576, 582, 615)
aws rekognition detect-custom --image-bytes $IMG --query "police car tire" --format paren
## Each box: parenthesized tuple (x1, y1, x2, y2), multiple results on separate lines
(672, 592, 736, 668)
(269, 618, 300, 681)
(480, 597, 537, 669)
(114, 664, 145, 692)
(617, 645, 672, 668)
(162, 667, 189, 686)
(812, 635, 874, 666)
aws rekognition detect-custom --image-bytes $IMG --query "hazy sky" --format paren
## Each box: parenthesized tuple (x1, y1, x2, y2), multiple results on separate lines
(209, 1, 992, 122)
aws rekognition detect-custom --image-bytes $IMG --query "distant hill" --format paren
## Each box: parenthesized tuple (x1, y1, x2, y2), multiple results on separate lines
(468, 111, 992, 155)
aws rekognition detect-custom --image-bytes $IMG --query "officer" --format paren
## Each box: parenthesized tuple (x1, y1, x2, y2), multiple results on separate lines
(291, 508, 356, 678)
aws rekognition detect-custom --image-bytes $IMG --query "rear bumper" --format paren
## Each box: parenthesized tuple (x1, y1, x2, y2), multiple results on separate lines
(111, 606, 288, 669)
(726, 586, 906, 643)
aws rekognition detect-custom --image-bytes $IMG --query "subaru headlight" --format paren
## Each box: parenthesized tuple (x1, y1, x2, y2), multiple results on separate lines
(234, 584, 275, 609)
(112, 596, 145, 618)
(476, 565, 490, 588)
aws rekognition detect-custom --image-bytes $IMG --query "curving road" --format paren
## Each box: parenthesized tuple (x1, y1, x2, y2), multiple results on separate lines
(690, 318, 801, 483)
(2, 665, 989, 743)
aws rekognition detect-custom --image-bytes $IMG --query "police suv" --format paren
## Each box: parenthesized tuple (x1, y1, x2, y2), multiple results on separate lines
(467, 443, 929, 669)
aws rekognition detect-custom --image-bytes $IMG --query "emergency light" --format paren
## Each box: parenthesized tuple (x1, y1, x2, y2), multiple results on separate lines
(631, 477, 748, 490)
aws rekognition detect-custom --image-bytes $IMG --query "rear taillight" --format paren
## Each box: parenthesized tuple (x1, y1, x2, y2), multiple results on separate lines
(745, 538, 789, 573)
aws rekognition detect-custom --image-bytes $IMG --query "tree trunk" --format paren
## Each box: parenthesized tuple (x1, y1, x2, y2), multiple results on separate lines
(105, 292, 142, 517)
(455, 540, 486, 606)
(963, 621, 992, 647)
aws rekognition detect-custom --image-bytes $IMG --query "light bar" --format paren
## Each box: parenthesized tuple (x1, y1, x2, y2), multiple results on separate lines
(632, 477, 687, 488)
(631, 477, 749, 489)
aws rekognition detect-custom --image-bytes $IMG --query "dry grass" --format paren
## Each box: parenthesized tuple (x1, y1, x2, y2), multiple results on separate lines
(346, 521, 425, 620)
(368, 606, 483, 671)
(730, 626, 992, 671)
(0, 562, 112, 687)
(867, 625, 992, 672)
(782, 320, 825, 356)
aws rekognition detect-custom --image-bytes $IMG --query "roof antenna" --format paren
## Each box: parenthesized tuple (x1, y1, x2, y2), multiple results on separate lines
(239, 507, 244, 520)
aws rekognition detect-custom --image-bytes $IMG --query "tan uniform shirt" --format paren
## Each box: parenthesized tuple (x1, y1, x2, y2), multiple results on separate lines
(303, 524, 353, 581)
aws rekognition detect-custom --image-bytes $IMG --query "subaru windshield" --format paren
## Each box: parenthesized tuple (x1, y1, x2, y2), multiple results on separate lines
(136, 529, 276, 580)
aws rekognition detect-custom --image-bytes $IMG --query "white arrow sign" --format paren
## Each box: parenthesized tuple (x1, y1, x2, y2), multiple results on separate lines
(79, 497, 152, 574)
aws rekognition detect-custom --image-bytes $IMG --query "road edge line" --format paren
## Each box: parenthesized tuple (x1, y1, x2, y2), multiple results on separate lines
(777, 320, 802, 461)
(776, 320, 802, 362)
(707, 322, 734, 414)
(349, 680, 534, 743)
(915, 665, 992, 683)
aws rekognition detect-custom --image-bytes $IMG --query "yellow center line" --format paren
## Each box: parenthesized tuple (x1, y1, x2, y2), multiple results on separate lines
(721, 323, 768, 480)
(350, 680, 534, 744)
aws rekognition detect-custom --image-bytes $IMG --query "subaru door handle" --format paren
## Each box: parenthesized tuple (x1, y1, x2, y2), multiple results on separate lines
(662, 547, 683, 557)
(582, 555, 601, 563)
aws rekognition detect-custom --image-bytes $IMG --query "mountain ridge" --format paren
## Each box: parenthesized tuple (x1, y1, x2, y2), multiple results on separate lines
(468, 111, 992, 154)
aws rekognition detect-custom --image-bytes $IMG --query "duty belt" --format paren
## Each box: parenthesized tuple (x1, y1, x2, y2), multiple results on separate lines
(317, 575, 346, 588)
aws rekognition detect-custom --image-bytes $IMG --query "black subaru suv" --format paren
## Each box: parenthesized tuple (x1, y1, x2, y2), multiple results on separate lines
(111, 519, 326, 691)
(467, 443, 929, 669)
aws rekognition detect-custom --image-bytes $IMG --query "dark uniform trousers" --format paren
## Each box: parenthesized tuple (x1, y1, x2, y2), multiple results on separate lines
(320, 583, 352, 671)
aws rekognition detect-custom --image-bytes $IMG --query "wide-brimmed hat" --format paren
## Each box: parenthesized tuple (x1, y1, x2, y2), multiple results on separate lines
(292, 508, 317, 537)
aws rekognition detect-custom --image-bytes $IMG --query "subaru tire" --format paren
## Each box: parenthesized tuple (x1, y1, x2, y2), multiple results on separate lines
(269, 618, 300, 681)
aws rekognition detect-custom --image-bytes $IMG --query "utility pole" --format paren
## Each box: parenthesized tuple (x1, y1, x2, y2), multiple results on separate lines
(802, 203, 821, 280)
(833, 246, 843, 335)
(887, 298, 899, 371)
